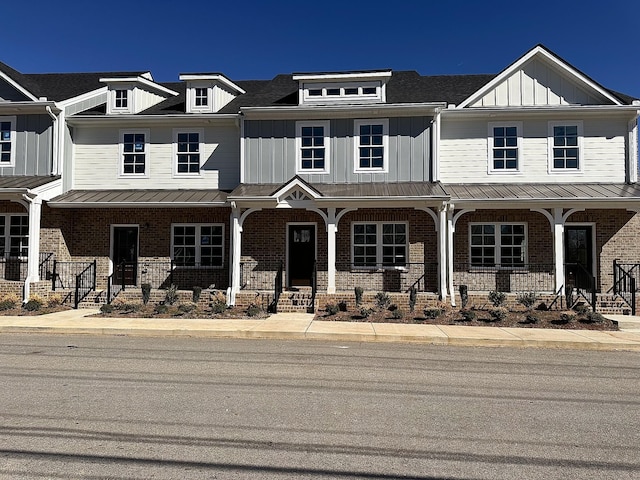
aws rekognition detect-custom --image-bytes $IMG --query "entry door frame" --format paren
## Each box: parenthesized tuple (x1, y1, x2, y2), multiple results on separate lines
(564, 222, 597, 286)
(286, 222, 317, 289)
(110, 224, 140, 285)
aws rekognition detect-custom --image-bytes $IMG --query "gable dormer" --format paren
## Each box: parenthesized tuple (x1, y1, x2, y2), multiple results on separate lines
(101, 73, 178, 114)
(293, 71, 392, 105)
(179, 74, 245, 113)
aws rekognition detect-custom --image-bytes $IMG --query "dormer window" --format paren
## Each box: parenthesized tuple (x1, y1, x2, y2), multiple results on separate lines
(179, 74, 246, 114)
(294, 71, 391, 105)
(194, 87, 208, 107)
(115, 89, 128, 109)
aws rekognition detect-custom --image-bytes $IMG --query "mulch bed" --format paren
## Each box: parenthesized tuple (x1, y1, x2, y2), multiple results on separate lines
(94, 304, 268, 320)
(0, 305, 73, 316)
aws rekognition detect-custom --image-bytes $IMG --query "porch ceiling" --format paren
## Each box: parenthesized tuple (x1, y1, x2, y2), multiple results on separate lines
(47, 189, 228, 208)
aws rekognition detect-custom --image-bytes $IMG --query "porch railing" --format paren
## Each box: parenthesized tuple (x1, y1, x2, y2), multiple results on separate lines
(0, 252, 55, 282)
(310, 260, 317, 313)
(613, 260, 638, 315)
(334, 262, 439, 293)
(106, 261, 127, 304)
(52, 260, 95, 291)
(39, 252, 55, 281)
(564, 262, 597, 312)
(452, 263, 556, 293)
(268, 262, 283, 313)
(74, 260, 97, 308)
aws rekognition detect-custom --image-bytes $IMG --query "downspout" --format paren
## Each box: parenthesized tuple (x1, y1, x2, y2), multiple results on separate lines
(45, 106, 59, 175)
(432, 107, 442, 182)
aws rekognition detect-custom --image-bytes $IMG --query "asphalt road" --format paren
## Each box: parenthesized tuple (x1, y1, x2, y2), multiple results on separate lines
(0, 334, 638, 479)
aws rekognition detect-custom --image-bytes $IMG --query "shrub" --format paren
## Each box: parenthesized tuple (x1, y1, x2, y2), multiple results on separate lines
(325, 303, 339, 316)
(192, 286, 202, 303)
(0, 293, 20, 311)
(388, 303, 398, 311)
(459, 285, 469, 308)
(23, 299, 43, 312)
(354, 286, 364, 306)
(460, 309, 477, 321)
(246, 303, 262, 317)
(573, 304, 590, 315)
(488, 290, 506, 307)
(154, 304, 169, 314)
(46, 294, 64, 308)
(391, 308, 404, 320)
(115, 302, 141, 313)
(585, 311, 606, 323)
(489, 307, 508, 322)
(525, 314, 539, 324)
(165, 284, 179, 305)
(408, 286, 417, 312)
(211, 297, 227, 314)
(139, 283, 151, 305)
(100, 303, 114, 314)
(177, 302, 197, 314)
(375, 292, 391, 309)
(560, 313, 576, 323)
(423, 307, 444, 319)
(338, 301, 348, 312)
(359, 305, 376, 318)
(516, 291, 538, 310)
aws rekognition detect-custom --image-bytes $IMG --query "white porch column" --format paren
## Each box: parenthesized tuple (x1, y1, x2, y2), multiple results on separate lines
(553, 207, 565, 295)
(437, 203, 448, 301)
(327, 208, 337, 294)
(23, 197, 42, 300)
(229, 206, 242, 305)
(447, 203, 456, 307)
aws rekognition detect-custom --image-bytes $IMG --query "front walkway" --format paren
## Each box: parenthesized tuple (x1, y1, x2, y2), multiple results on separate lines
(1, 310, 640, 351)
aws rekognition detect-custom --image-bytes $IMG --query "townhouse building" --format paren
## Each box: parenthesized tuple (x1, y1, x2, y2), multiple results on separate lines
(1, 45, 638, 312)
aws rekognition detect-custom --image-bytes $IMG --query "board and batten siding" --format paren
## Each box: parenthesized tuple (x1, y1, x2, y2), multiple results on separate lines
(471, 58, 606, 107)
(72, 124, 240, 190)
(439, 116, 628, 183)
(0, 114, 53, 176)
(243, 116, 432, 184)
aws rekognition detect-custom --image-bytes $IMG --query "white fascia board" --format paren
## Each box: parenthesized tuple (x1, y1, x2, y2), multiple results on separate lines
(241, 102, 446, 119)
(450, 198, 640, 209)
(30, 178, 63, 201)
(99, 76, 179, 96)
(56, 86, 108, 108)
(457, 45, 623, 108)
(0, 71, 39, 101)
(0, 101, 59, 114)
(442, 105, 640, 119)
(66, 113, 239, 126)
(272, 178, 322, 199)
(48, 200, 228, 209)
(292, 71, 392, 82)
(179, 74, 246, 94)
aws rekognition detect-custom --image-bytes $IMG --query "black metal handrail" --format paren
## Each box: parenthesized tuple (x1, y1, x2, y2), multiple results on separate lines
(74, 260, 96, 308)
(334, 261, 438, 293)
(268, 262, 283, 313)
(613, 260, 638, 314)
(309, 260, 317, 313)
(565, 262, 596, 312)
(107, 261, 127, 304)
(453, 263, 556, 293)
(52, 260, 95, 291)
(39, 252, 55, 281)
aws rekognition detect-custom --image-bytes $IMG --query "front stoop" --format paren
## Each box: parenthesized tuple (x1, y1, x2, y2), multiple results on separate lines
(276, 289, 315, 313)
(595, 294, 632, 315)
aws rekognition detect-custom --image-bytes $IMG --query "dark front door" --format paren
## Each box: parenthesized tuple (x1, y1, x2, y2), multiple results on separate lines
(113, 226, 138, 285)
(565, 226, 593, 289)
(288, 225, 315, 288)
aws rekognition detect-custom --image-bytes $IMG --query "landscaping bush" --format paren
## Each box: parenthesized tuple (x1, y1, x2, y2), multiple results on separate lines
(192, 286, 202, 303)
(23, 299, 43, 312)
(359, 305, 376, 318)
(354, 286, 364, 306)
(375, 292, 391, 309)
(488, 290, 506, 307)
(460, 309, 476, 321)
(423, 307, 444, 319)
(210, 297, 227, 314)
(585, 311, 606, 323)
(338, 301, 348, 312)
(408, 286, 417, 312)
(100, 303, 114, 314)
(459, 285, 469, 308)
(165, 284, 179, 305)
(177, 302, 197, 314)
(115, 302, 141, 313)
(154, 304, 169, 314)
(489, 307, 508, 321)
(391, 308, 404, 320)
(325, 303, 339, 316)
(246, 303, 262, 317)
(0, 293, 20, 311)
(525, 313, 539, 324)
(516, 291, 538, 310)
(388, 303, 398, 311)
(141, 283, 152, 305)
(560, 312, 576, 323)
(46, 294, 64, 308)
(574, 304, 590, 315)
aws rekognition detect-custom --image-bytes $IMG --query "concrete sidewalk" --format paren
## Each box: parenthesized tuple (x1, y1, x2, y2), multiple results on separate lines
(1, 309, 640, 351)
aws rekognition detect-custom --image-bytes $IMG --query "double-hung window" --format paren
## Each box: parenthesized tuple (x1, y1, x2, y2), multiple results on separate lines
(0, 215, 28, 257)
(549, 121, 582, 172)
(352, 222, 407, 268)
(174, 129, 202, 175)
(470, 223, 526, 267)
(354, 119, 388, 172)
(0, 116, 16, 166)
(296, 121, 329, 173)
(120, 130, 149, 176)
(489, 123, 521, 173)
(172, 224, 224, 267)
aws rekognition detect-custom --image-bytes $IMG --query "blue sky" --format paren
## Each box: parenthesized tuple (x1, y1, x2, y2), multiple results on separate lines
(4, 0, 639, 98)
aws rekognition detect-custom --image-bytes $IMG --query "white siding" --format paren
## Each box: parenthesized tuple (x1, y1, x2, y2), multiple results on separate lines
(471, 58, 606, 107)
(213, 84, 236, 112)
(439, 116, 628, 183)
(72, 123, 239, 190)
(133, 88, 166, 113)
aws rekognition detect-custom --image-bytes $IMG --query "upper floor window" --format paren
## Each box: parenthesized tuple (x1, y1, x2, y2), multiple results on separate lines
(115, 89, 128, 109)
(296, 121, 330, 174)
(352, 222, 407, 268)
(354, 119, 388, 172)
(488, 123, 521, 173)
(120, 130, 149, 176)
(194, 87, 208, 106)
(549, 121, 583, 172)
(174, 130, 202, 175)
(470, 223, 526, 267)
(301, 81, 383, 103)
(172, 224, 224, 267)
(0, 214, 28, 257)
(0, 116, 16, 166)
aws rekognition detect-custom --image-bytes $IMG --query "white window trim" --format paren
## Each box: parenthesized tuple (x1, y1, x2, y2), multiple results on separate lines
(301, 81, 383, 104)
(351, 221, 408, 270)
(119, 129, 150, 178)
(0, 214, 29, 258)
(295, 120, 330, 175)
(0, 116, 17, 167)
(186, 83, 214, 113)
(548, 120, 584, 174)
(468, 222, 528, 268)
(353, 118, 389, 173)
(109, 88, 133, 114)
(172, 128, 204, 177)
(171, 223, 225, 268)
(487, 122, 523, 175)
